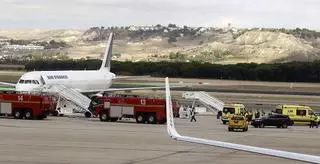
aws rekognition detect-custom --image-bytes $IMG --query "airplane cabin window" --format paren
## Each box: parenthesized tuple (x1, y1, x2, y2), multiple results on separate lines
(25, 80, 32, 84)
(18, 80, 25, 84)
(32, 80, 36, 84)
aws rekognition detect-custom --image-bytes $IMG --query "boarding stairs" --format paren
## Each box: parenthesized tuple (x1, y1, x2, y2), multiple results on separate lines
(38, 85, 92, 115)
(182, 91, 224, 114)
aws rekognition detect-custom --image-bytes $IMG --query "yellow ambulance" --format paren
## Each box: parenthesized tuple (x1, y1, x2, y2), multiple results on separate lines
(221, 104, 246, 124)
(274, 104, 315, 125)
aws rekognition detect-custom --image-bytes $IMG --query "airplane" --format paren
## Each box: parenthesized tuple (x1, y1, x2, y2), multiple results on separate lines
(0, 33, 185, 117)
(0, 32, 181, 97)
(164, 77, 320, 164)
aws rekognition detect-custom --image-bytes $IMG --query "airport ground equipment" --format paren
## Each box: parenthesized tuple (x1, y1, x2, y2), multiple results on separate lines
(182, 91, 224, 113)
(165, 77, 320, 164)
(228, 115, 248, 132)
(35, 84, 92, 117)
(275, 104, 316, 125)
(0, 91, 55, 119)
(251, 114, 294, 128)
(90, 94, 179, 124)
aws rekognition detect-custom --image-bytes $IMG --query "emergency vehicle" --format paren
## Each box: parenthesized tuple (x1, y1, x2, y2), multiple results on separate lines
(228, 115, 249, 132)
(275, 104, 316, 125)
(90, 94, 179, 124)
(0, 91, 55, 120)
(221, 104, 246, 124)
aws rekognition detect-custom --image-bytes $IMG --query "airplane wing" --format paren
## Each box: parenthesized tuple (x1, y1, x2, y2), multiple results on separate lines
(164, 77, 320, 164)
(0, 82, 16, 87)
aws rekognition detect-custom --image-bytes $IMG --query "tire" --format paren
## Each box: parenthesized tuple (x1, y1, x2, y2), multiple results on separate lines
(99, 110, 108, 122)
(136, 113, 145, 123)
(23, 109, 33, 120)
(147, 113, 156, 124)
(228, 127, 232, 131)
(84, 111, 92, 118)
(52, 110, 59, 116)
(223, 121, 227, 125)
(282, 122, 288, 128)
(259, 123, 264, 128)
(13, 109, 23, 119)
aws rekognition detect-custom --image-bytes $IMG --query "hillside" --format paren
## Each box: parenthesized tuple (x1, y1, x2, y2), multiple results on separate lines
(0, 25, 320, 64)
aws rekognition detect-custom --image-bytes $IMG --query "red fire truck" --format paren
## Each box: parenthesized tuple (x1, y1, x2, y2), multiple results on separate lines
(90, 94, 180, 124)
(0, 91, 55, 120)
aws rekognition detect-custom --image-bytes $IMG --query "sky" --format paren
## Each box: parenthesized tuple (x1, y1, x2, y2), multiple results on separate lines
(1, 0, 320, 30)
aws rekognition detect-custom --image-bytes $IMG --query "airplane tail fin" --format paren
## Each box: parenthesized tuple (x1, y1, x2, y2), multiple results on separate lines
(100, 32, 114, 71)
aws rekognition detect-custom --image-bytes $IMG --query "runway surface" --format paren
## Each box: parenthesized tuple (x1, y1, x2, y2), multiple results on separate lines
(0, 116, 319, 164)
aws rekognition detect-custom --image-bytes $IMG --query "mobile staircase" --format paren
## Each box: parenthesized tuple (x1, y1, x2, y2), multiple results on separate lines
(38, 85, 92, 117)
(182, 91, 224, 114)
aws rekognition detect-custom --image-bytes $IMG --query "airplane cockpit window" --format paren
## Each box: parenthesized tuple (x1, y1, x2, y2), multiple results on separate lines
(18, 79, 40, 84)
(32, 80, 40, 84)
(25, 80, 32, 84)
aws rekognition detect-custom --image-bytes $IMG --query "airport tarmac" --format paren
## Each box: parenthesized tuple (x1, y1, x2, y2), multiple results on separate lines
(0, 116, 319, 164)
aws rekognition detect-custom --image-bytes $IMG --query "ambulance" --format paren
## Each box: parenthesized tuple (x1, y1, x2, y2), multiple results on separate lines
(275, 104, 316, 125)
(221, 104, 246, 124)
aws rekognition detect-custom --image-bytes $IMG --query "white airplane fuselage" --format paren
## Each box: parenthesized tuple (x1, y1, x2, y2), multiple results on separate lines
(15, 69, 115, 92)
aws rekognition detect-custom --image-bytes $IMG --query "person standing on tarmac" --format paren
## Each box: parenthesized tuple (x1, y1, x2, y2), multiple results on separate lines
(310, 114, 319, 128)
(190, 108, 197, 122)
(217, 110, 222, 119)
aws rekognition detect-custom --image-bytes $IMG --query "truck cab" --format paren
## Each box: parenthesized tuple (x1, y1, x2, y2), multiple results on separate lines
(221, 104, 246, 124)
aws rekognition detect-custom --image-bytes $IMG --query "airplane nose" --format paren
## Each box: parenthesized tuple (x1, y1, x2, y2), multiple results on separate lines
(15, 85, 39, 92)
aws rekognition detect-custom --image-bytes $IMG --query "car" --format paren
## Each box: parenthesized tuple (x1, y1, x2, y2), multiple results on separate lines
(251, 114, 294, 128)
(228, 115, 249, 132)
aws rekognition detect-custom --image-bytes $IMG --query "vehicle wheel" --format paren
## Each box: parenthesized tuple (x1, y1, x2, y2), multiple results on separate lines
(282, 123, 288, 128)
(228, 127, 232, 131)
(223, 121, 226, 125)
(13, 109, 23, 119)
(254, 125, 258, 128)
(84, 111, 92, 118)
(147, 113, 156, 124)
(259, 123, 264, 128)
(99, 111, 108, 122)
(24, 109, 33, 120)
(136, 113, 145, 123)
(52, 110, 59, 116)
